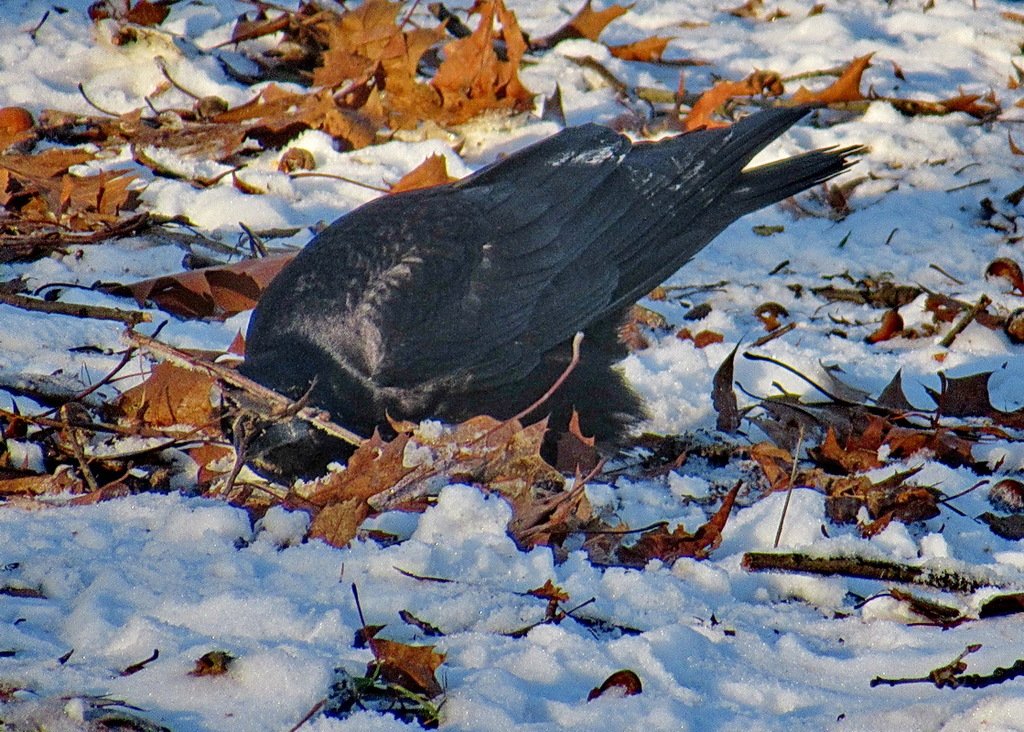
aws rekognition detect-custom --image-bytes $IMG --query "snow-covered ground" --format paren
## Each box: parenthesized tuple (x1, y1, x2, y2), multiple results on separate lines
(3, 0, 1024, 730)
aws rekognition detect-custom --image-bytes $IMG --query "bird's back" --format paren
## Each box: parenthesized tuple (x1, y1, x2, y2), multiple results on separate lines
(240, 108, 858, 476)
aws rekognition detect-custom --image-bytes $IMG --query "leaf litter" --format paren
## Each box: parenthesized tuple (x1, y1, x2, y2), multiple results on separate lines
(4, 0, 1024, 729)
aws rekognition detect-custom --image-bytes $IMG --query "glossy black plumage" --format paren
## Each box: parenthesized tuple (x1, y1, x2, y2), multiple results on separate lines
(240, 107, 857, 477)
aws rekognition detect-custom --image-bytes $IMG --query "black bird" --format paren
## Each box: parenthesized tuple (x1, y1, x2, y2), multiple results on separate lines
(240, 107, 858, 477)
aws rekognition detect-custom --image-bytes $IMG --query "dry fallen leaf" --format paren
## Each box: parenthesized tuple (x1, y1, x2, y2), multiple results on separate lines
(615, 481, 741, 565)
(430, 0, 534, 124)
(864, 309, 904, 344)
(307, 431, 414, 548)
(534, 0, 631, 48)
(608, 36, 672, 62)
(554, 409, 601, 473)
(189, 651, 235, 677)
(110, 361, 219, 431)
(106, 252, 296, 319)
(389, 154, 456, 193)
(683, 70, 783, 130)
(368, 638, 446, 698)
(677, 328, 725, 348)
(986, 257, 1024, 295)
(588, 669, 643, 700)
(712, 345, 740, 432)
(792, 53, 873, 105)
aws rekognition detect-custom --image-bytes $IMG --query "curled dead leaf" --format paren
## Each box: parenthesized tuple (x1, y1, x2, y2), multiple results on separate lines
(754, 301, 789, 332)
(988, 478, 1024, 513)
(1009, 133, 1024, 156)
(1005, 309, 1024, 343)
(279, 147, 316, 173)
(588, 669, 643, 700)
(106, 252, 296, 319)
(554, 409, 600, 473)
(986, 257, 1024, 295)
(677, 328, 725, 348)
(887, 92, 1000, 120)
(615, 481, 741, 565)
(0, 107, 33, 137)
(865, 309, 904, 344)
(712, 345, 740, 433)
(189, 651, 235, 677)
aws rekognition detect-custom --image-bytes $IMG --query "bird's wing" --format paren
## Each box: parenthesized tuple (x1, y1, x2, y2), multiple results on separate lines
(509, 107, 815, 350)
(292, 124, 647, 391)
(277, 110, 813, 394)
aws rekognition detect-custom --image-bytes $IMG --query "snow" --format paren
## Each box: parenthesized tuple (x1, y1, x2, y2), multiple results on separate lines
(3, 0, 1024, 730)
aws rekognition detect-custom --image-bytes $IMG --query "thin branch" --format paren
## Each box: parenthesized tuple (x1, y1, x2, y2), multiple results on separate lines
(155, 56, 202, 100)
(0, 406, 203, 441)
(928, 263, 965, 285)
(751, 321, 796, 348)
(742, 552, 1006, 593)
(0, 292, 150, 325)
(945, 178, 990, 193)
(77, 83, 122, 117)
(26, 9, 50, 39)
(39, 347, 138, 418)
(511, 332, 584, 423)
(287, 699, 326, 732)
(290, 171, 389, 193)
(59, 405, 99, 493)
(125, 329, 364, 447)
(773, 425, 804, 548)
(743, 351, 854, 404)
(939, 293, 991, 348)
(238, 222, 269, 258)
(879, 658, 1024, 689)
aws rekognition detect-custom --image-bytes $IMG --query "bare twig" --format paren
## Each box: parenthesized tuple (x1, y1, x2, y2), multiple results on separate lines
(511, 332, 584, 423)
(939, 293, 991, 348)
(59, 405, 99, 493)
(570, 56, 629, 96)
(287, 699, 327, 732)
(0, 406, 192, 441)
(77, 83, 122, 117)
(928, 263, 965, 285)
(27, 9, 50, 39)
(743, 351, 855, 404)
(0, 292, 150, 325)
(290, 171, 389, 193)
(751, 321, 796, 348)
(871, 657, 1024, 690)
(125, 329, 364, 447)
(945, 178, 991, 193)
(220, 414, 254, 500)
(506, 597, 596, 638)
(780, 64, 847, 82)
(238, 222, 269, 258)
(38, 346, 139, 418)
(773, 425, 804, 548)
(155, 57, 202, 100)
(742, 552, 1006, 593)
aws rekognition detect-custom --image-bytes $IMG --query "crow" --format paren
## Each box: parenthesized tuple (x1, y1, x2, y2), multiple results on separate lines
(240, 107, 858, 478)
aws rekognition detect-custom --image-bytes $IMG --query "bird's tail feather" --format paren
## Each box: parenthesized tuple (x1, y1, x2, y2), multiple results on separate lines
(727, 145, 864, 216)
